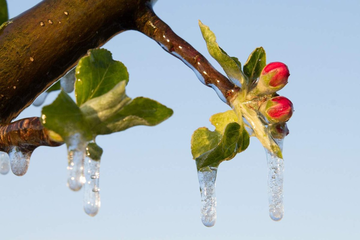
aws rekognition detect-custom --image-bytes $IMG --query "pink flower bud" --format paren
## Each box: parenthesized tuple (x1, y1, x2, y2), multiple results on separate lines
(260, 96, 293, 123)
(256, 62, 290, 94)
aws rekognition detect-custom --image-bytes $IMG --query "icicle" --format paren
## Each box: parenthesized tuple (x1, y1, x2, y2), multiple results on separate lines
(60, 68, 75, 93)
(83, 156, 101, 216)
(197, 167, 217, 227)
(0, 151, 10, 175)
(265, 140, 284, 221)
(8, 146, 31, 176)
(67, 133, 86, 191)
(32, 92, 49, 107)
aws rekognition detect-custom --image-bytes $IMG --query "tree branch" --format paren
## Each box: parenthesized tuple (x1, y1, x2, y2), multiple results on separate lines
(0, 0, 239, 150)
(0, 0, 151, 123)
(0, 117, 62, 153)
(134, 6, 240, 103)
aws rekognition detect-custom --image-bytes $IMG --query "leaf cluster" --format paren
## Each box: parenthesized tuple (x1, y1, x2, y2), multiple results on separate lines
(192, 21, 284, 170)
(42, 49, 173, 144)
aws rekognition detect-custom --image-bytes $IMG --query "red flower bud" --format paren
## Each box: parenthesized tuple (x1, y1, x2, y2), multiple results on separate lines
(270, 123, 289, 139)
(256, 62, 290, 94)
(260, 96, 293, 123)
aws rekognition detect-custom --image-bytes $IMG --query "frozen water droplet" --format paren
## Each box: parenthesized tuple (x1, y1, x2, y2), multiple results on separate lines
(83, 157, 101, 216)
(197, 167, 217, 227)
(0, 151, 10, 175)
(32, 92, 49, 107)
(265, 149, 284, 221)
(60, 68, 75, 93)
(8, 146, 31, 176)
(67, 134, 86, 191)
(229, 77, 242, 88)
(208, 84, 226, 103)
(170, 51, 206, 85)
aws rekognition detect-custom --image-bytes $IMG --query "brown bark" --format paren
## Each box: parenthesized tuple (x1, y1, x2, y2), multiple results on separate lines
(134, 7, 240, 102)
(0, 117, 61, 152)
(0, 0, 239, 150)
(0, 0, 152, 123)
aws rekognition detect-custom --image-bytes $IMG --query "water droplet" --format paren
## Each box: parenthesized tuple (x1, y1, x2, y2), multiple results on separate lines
(48, 19, 53, 25)
(32, 92, 49, 107)
(67, 134, 86, 191)
(30, 57, 34, 62)
(39, 21, 45, 27)
(8, 146, 31, 176)
(0, 151, 10, 175)
(60, 68, 75, 93)
(265, 149, 284, 221)
(197, 167, 217, 227)
(64, 11, 69, 16)
(83, 157, 101, 216)
(13, 86, 16, 89)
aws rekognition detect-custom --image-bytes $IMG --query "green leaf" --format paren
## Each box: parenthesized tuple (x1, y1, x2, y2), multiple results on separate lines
(86, 142, 103, 161)
(80, 81, 130, 128)
(243, 47, 266, 86)
(199, 21, 246, 86)
(41, 91, 92, 141)
(191, 127, 221, 160)
(191, 110, 250, 170)
(46, 80, 61, 93)
(210, 110, 238, 133)
(90, 96, 173, 135)
(75, 48, 129, 106)
(0, 0, 8, 25)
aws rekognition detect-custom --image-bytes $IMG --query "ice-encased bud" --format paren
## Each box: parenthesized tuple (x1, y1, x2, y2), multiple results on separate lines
(269, 122, 289, 139)
(259, 96, 293, 123)
(256, 62, 290, 94)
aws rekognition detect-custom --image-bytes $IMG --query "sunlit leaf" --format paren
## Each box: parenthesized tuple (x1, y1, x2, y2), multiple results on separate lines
(42, 48, 173, 144)
(92, 97, 173, 135)
(199, 21, 245, 86)
(191, 110, 250, 170)
(41, 91, 92, 141)
(243, 47, 266, 86)
(75, 49, 129, 106)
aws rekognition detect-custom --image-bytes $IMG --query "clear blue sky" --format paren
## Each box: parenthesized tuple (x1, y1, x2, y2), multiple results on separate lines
(2, 0, 360, 239)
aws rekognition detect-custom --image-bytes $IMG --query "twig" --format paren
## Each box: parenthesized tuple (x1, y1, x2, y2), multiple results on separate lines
(0, 117, 62, 153)
(135, 6, 240, 104)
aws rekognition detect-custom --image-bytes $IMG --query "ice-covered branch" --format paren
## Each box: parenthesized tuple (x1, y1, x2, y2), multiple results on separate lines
(0, 117, 62, 153)
(0, 0, 239, 150)
(135, 7, 240, 103)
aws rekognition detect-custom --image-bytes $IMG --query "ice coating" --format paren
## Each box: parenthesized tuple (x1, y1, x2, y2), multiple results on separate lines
(32, 92, 49, 107)
(168, 50, 227, 103)
(8, 146, 31, 176)
(83, 157, 101, 216)
(60, 68, 75, 93)
(0, 151, 10, 175)
(265, 148, 284, 221)
(197, 167, 217, 227)
(67, 133, 86, 191)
